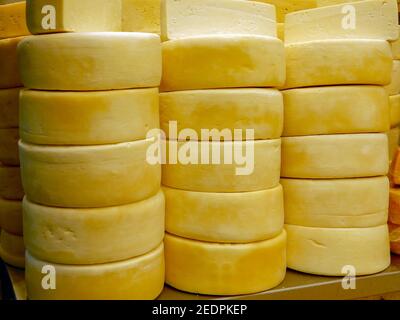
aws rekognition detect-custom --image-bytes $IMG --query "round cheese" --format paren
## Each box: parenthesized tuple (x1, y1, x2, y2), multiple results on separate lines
(390, 94, 400, 128)
(388, 127, 400, 162)
(0, 128, 19, 166)
(18, 33, 162, 91)
(23, 191, 165, 265)
(283, 85, 390, 136)
(389, 223, 400, 255)
(26, 244, 165, 300)
(160, 88, 283, 141)
(0, 2, 30, 39)
(390, 188, 400, 224)
(165, 231, 286, 295)
(0, 88, 20, 129)
(284, 39, 393, 89)
(20, 88, 160, 145)
(0, 164, 24, 200)
(0, 230, 25, 269)
(385, 60, 400, 96)
(0, 37, 24, 89)
(161, 35, 285, 91)
(164, 185, 284, 243)
(282, 177, 389, 228)
(286, 224, 391, 276)
(19, 138, 161, 208)
(0, 198, 22, 235)
(281, 133, 389, 179)
(162, 139, 281, 192)
(122, 0, 161, 34)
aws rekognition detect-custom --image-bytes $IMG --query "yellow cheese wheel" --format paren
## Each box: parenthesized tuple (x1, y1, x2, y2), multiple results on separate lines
(0, 36, 24, 89)
(0, 1, 26, 4)
(20, 88, 160, 145)
(160, 88, 283, 141)
(284, 39, 392, 89)
(161, 35, 285, 91)
(0, 88, 20, 129)
(161, 0, 276, 41)
(165, 232, 286, 295)
(26, 0, 121, 34)
(19, 138, 161, 208)
(282, 177, 389, 228)
(385, 60, 400, 96)
(0, 128, 19, 166)
(389, 222, 400, 255)
(18, 33, 162, 91)
(283, 85, 390, 136)
(390, 188, 400, 224)
(0, 2, 30, 39)
(164, 185, 284, 243)
(0, 164, 24, 200)
(162, 139, 281, 192)
(23, 191, 165, 265)
(256, 0, 317, 22)
(0, 230, 25, 269)
(390, 94, 400, 128)
(392, 26, 400, 59)
(26, 244, 165, 300)
(122, 0, 161, 34)
(388, 127, 400, 161)
(286, 224, 390, 276)
(282, 133, 389, 179)
(0, 198, 22, 235)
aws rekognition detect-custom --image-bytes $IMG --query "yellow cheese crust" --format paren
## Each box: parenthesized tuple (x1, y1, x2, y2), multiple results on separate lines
(256, 0, 317, 22)
(0, 198, 22, 235)
(26, 244, 165, 300)
(122, 0, 161, 34)
(392, 26, 400, 59)
(390, 94, 400, 128)
(0, 88, 20, 129)
(0, 230, 25, 269)
(18, 33, 162, 91)
(19, 139, 161, 208)
(0, 164, 24, 200)
(164, 185, 284, 243)
(160, 88, 283, 141)
(161, 35, 285, 91)
(283, 85, 390, 136)
(282, 133, 389, 179)
(165, 232, 286, 295)
(20, 88, 160, 145)
(0, 128, 19, 166)
(0, 2, 30, 39)
(388, 127, 400, 161)
(286, 224, 390, 276)
(385, 60, 400, 96)
(0, 37, 24, 89)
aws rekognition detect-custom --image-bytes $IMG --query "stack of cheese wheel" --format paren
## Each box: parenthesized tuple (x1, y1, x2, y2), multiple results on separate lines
(282, 0, 398, 276)
(0, 0, 30, 269)
(160, 0, 286, 296)
(389, 150, 400, 254)
(18, 1, 164, 300)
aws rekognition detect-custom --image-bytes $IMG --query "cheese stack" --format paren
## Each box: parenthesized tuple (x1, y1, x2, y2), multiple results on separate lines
(18, 1, 164, 300)
(0, 1, 30, 269)
(282, 0, 397, 276)
(389, 150, 400, 254)
(160, 0, 286, 296)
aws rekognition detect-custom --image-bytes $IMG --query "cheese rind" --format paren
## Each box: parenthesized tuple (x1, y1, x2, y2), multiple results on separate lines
(165, 232, 286, 295)
(282, 133, 389, 178)
(20, 88, 160, 145)
(0, 88, 20, 129)
(283, 85, 390, 136)
(19, 139, 161, 208)
(0, 37, 24, 89)
(389, 223, 400, 255)
(122, 0, 161, 34)
(23, 191, 165, 265)
(26, 244, 165, 300)
(390, 188, 400, 224)
(282, 177, 389, 228)
(0, 2, 30, 39)
(0, 230, 25, 269)
(284, 39, 393, 89)
(390, 94, 400, 128)
(161, 35, 285, 91)
(0, 198, 22, 235)
(0, 128, 19, 165)
(160, 89, 283, 141)
(277, 22, 284, 41)
(0, 164, 24, 200)
(286, 224, 390, 276)
(388, 127, 400, 161)
(18, 33, 162, 91)
(164, 185, 284, 243)
(392, 26, 400, 59)
(256, 0, 317, 22)
(385, 60, 400, 96)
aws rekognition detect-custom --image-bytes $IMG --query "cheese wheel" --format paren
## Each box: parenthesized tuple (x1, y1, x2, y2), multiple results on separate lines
(0, 230, 25, 269)
(0, 2, 30, 39)
(0, 37, 24, 89)
(390, 188, 400, 224)
(23, 191, 165, 265)
(282, 133, 389, 179)
(18, 33, 162, 91)
(283, 85, 390, 136)
(161, 35, 285, 91)
(389, 223, 400, 255)
(165, 232, 286, 295)
(392, 26, 400, 59)
(0, 164, 24, 200)
(26, 244, 165, 300)
(0, 88, 20, 129)
(19, 139, 161, 208)
(20, 88, 160, 145)
(286, 224, 390, 276)
(26, 0, 121, 34)
(164, 185, 284, 243)
(122, 0, 161, 34)
(388, 127, 400, 161)
(161, 0, 276, 41)
(391, 94, 400, 128)
(0, 198, 22, 235)
(162, 139, 281, 192)
(0, 0, 25, 4)
(0, 128, 19, 166)
(256, 0, 317, 22)
(385, 60, 400, 96)
(285, 0, 399, 44)
(390, 142, 400, 183)
(282, 177, 389, 228)
(284, 39, 392, 89)
(160, 89, 283, 141)
(277, 23, 284, 41)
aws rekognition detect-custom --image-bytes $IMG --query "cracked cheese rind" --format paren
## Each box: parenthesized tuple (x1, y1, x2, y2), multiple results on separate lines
(391, 94, 400, 128)
(385, 60, 400, 96)
(18, 33, 162, 91)
(0, 88, 20, 128)
(164, 185, 284, 243)
(26, 243, 165, 300)
(20, 88, 160, 145)
(0, 198, 22, 235)
(0, 230, 25, 268)
(255, 0, 317, 22)
(160, 88, 283, 141)
(282, 177, 389, 228)
(0, 37, 24, 89)
(165, 231, 286, 295)
(282, 133, 389, 179)
(122, 0, 161, 34)
(286, 224, 390, 276)
(0, 2, 30, 39)
(19, 138, 161, 208)
(0, 128, 19, 165)
(283, 85, 390, 136)
(0, 164, 24, 200)
(161, 35, 285, 91)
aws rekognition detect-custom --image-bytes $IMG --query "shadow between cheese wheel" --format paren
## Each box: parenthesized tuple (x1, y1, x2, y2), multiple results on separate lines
(0, 230, 25, 269)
